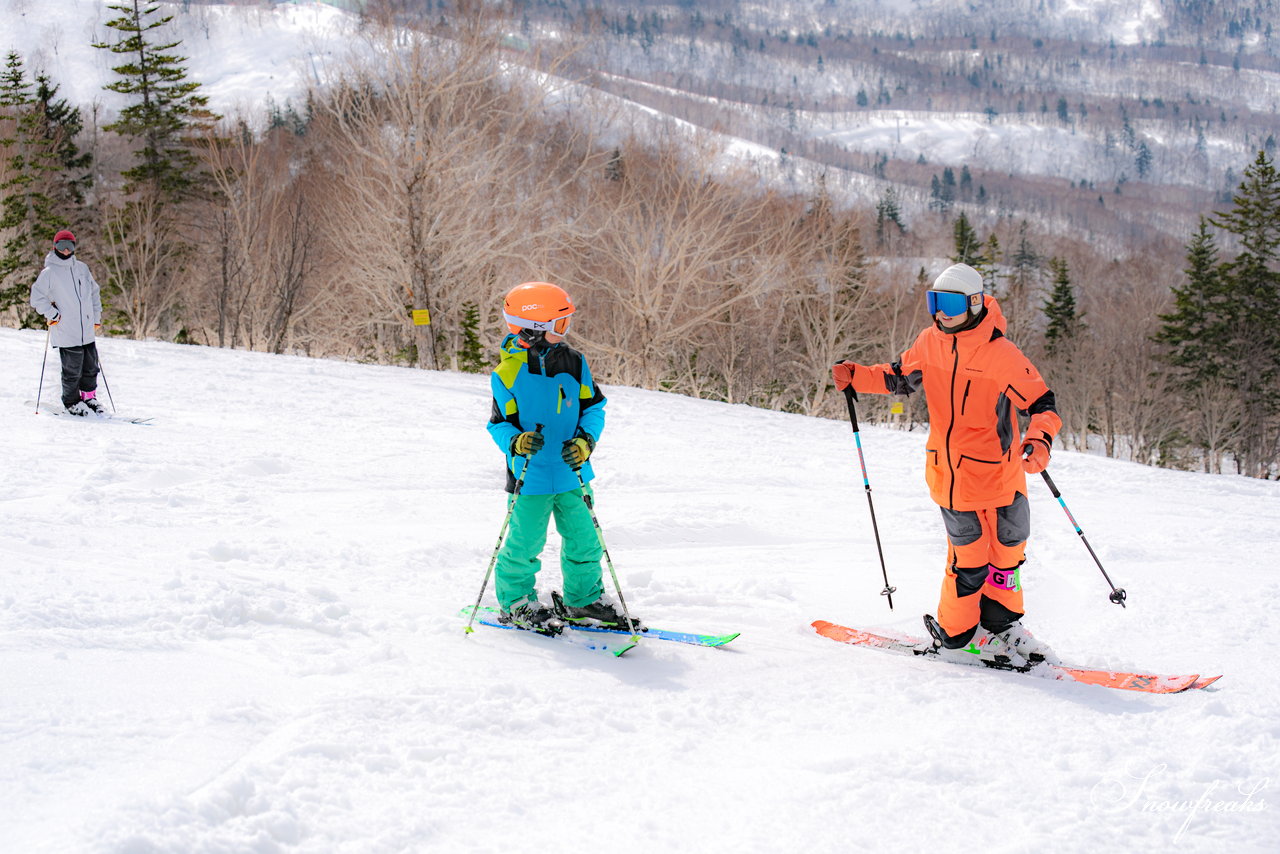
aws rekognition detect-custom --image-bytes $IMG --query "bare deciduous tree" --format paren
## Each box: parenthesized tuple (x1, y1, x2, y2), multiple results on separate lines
(311, 24, 604, 369)
(562, 133, 793, 391)
(99, 193, 184, 339)
(192, 122, 327, 355)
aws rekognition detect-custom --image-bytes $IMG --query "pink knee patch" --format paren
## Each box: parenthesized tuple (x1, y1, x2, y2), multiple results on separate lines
(986, 564, 1020, 591)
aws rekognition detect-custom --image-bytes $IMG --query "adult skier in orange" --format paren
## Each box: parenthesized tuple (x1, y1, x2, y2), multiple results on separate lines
(833, 263, 1063, 665)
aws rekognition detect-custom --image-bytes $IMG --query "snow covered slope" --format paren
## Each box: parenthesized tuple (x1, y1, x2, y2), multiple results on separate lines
(2, 327, 1277, 852)
(0, 0, 356, 117)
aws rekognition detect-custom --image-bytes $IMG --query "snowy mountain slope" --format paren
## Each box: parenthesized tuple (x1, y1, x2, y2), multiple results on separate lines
(5, 0, 1274, 251)
(2, 327, 1277, 852)
(558, 1, 1280, 243)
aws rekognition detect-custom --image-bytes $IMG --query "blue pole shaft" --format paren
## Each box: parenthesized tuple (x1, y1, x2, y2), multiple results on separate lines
(1038, 468, 1127, 607)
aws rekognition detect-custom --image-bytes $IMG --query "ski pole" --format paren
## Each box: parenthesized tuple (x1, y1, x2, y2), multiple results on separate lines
(98, 347, 116, 413)
(841, 384, 897, 610)
(571, 463, 641, 643)
(1034, 466, 1128, 607)
(465, 423, 543, 634)
(35, 327, 50, 413)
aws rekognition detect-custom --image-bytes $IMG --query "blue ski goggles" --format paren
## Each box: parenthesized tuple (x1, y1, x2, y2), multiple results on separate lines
(926, 289, 973, 317)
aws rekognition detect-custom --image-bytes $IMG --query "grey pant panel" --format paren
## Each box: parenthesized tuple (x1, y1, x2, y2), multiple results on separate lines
(940, 506, 983, 546)
(940, 492, 1030, 549)
(996, 492, 1031, 546)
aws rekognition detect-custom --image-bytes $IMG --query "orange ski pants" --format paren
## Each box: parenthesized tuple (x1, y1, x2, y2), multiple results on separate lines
(936, 493, 1030, 640)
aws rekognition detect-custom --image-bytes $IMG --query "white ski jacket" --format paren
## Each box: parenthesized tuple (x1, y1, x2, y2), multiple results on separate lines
(30, 251, 102, 348)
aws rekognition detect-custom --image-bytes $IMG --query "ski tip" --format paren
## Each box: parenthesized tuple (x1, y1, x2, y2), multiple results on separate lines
(1190, 675, 1223, 690)
(1055, 667, 1202, 694)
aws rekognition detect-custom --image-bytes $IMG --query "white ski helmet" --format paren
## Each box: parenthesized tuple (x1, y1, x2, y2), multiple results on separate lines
(927, 263, 984, 317)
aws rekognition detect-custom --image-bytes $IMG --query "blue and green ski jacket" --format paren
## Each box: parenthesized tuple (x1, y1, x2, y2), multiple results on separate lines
(487, 335, 606, 495)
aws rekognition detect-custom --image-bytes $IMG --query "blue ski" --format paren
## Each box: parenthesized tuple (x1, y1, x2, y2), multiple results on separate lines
(461, 605, 738, 649)
(562, 622, 739, 648)
(461, 606, 636, 656)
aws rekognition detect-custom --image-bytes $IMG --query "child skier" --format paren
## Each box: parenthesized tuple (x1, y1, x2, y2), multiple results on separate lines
(832, 263, 1063, 666)
(486, 281, 637, 635)
(30, 230, 105, 415)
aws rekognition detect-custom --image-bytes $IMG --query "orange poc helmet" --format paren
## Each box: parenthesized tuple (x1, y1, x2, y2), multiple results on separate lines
(503, 281, 575, 341)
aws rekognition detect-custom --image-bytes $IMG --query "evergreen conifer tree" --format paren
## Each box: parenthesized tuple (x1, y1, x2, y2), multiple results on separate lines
(33, 73, 92, 208)
(457, 302, 488, 373)
(1206, 151, 1280, 475)
(0, 52, 68, 322)
(999, 222, 1041, 345)
(1158, 153, 1280, 475)
(874, 187, 905, 245)
(1043, 257, 1084, 356)
(1011, 221, 1040, 274)
(980, 232, 1001, 293)
(93, 1, 220, 337)
(1155, 218, 1226, 386)
(951, 212, 983, 266)
(94, 0, 218, 200)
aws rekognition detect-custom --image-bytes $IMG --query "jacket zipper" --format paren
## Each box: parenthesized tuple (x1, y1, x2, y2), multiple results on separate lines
(77, 270, 86, 342)
(960, 380, 971, 415)
(945, 338, 959, 509)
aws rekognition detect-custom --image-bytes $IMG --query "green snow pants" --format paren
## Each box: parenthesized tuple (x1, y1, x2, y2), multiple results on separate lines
(495, 485, 605, 611)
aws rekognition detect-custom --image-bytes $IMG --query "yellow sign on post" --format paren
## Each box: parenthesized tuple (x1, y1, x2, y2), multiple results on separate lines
(412, 309, 432, 326)
(890, 401, 905, 415)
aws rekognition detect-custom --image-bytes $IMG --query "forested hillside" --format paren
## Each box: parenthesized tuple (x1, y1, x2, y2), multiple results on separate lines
(511, 0, 1279, 247)
(1, 0, 1277, 476)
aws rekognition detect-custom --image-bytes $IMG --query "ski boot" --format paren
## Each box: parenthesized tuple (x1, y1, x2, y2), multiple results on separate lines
(65, 401, 91, 417)
(82, 393, 105, 415)
(986, 621, 1059, 665)
(552, 591, 642, 631)
(923, 614, 1023, 668)
(498, 600, 564, 636)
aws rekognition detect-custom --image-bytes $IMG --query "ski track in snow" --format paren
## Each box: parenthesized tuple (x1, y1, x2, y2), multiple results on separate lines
(1, 328, 1278, 853)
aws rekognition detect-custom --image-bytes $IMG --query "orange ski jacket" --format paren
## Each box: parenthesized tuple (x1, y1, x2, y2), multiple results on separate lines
(846, 295, 1061, 511)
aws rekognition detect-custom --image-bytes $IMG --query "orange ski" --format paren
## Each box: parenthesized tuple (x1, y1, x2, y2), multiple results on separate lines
(812, 620, 1217, 694)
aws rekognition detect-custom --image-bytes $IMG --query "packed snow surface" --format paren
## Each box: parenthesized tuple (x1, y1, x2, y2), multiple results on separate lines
(2, 328, 1278, 851)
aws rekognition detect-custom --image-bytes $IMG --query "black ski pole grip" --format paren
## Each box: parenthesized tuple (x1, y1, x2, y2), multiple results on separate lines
(842, 384, 860, 433)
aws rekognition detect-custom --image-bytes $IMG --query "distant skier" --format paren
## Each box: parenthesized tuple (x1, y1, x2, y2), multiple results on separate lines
(30, 230, 105, 416)
(486, 281, 637, 635)
(832, 263, 1063, 665)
